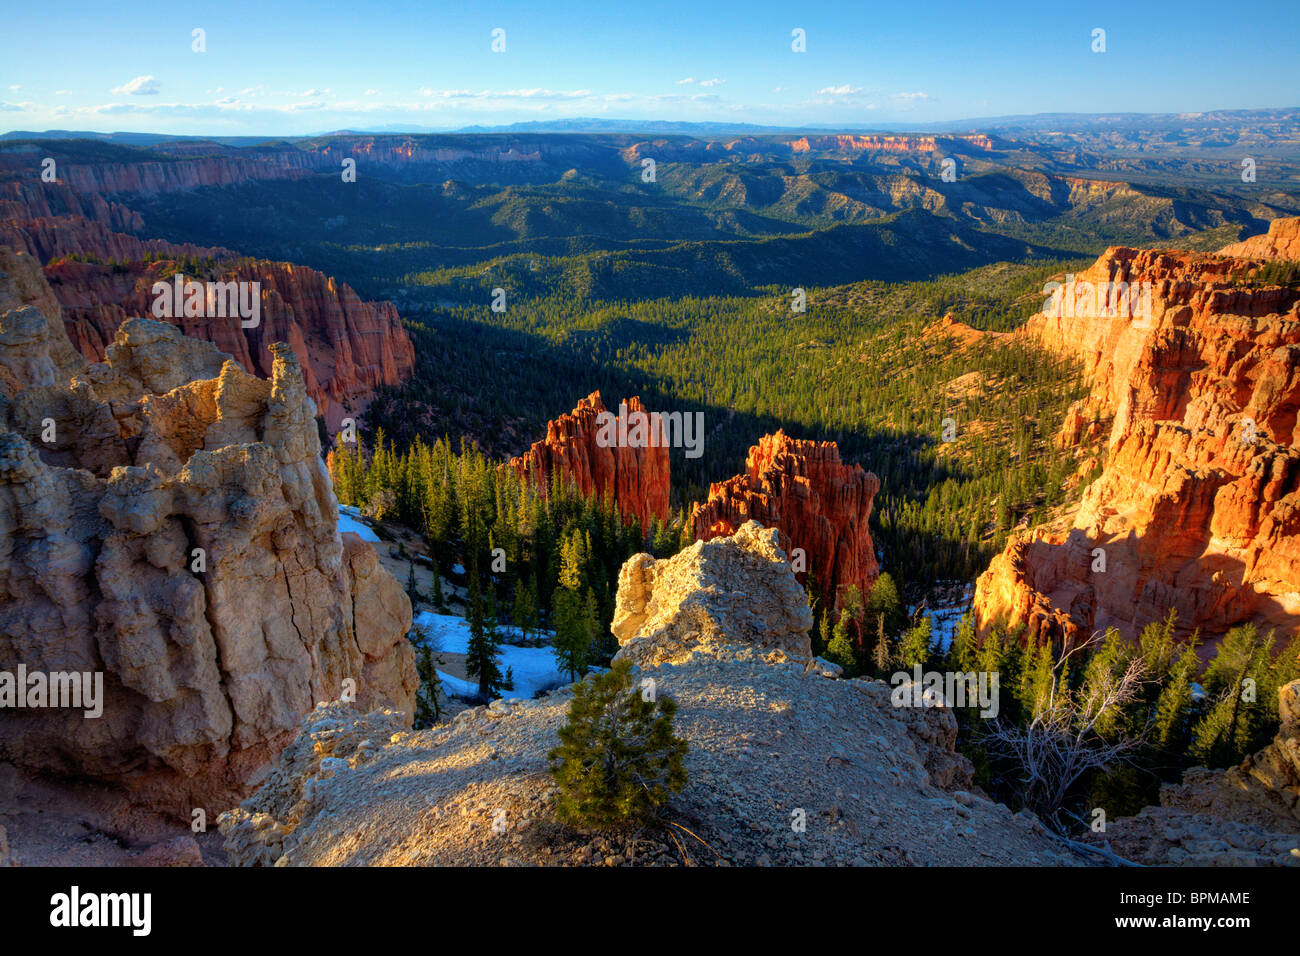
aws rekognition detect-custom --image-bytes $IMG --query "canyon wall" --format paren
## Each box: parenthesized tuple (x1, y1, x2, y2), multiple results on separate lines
(691, 431, 880, 612)
(0, 136, 597, 200)
(0, 149, 416, 429)
(973, 219, 1300, 645)
(44, 256, 415, 430)
(504, 391, 670, 530)
(0, 251, 416, 815)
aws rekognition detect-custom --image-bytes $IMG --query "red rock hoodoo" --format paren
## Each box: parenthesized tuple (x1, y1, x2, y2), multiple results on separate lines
(973, 219, 1300, 646)
(691, 431, 881, 611)
(505, 391, 671, 531)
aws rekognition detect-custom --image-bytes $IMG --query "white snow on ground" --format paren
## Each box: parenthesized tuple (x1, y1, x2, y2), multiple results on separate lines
(337, 507, 380, 542)
(413, 611, 569, 701)
(909, 584, 975, 653)
(927, 606, 969, 653)
(434, 670, 482, 700)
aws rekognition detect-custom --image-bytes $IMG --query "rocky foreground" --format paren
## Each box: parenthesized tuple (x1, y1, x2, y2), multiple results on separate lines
(220, 522, 1077, 867)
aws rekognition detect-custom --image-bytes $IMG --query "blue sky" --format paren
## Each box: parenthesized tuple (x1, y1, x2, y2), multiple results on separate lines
(2, 0, 1297, 135)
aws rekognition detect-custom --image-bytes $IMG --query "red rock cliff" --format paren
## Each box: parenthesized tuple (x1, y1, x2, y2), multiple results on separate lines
(973, 219, 1300, 646)
(42, 256, 415, 430)
(691, 431, 881, 611)
(505, 391, 671, 530)
(1221, 216, 1300, 261)
(1, 151, 416, 428)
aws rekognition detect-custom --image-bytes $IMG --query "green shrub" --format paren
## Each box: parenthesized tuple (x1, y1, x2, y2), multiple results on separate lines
(548, 659, 688, 829)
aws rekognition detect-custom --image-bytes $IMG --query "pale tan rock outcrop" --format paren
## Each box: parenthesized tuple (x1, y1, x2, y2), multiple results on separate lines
(0, 259, 416, 818)
(0, 248, 81, 380)
(611, 519, 815, 666)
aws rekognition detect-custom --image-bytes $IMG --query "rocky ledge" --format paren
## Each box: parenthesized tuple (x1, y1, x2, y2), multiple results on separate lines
(219, 521, 1076, 867)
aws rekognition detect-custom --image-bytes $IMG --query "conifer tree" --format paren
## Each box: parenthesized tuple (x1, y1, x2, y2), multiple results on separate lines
(865, 572, 904, 637)
(513, 576, 538, 641)
(900, 614, 933, 669)
(826, 612, 857, 676)
(1152, 639, 1200, 752)
(1191, 623, 1272, 765)
(871, 613, 893, 675)
(548, 659, 688, 829)
(552, 529, 596, 679)
(948, 612, 978, 673)
(413, 641, 445, 727)
(406, 560, 420, 609)
(1016, 636, 1054, 719)
(464, 562, 504, 701)
(430, 557, 445, 609)
(840, 584, 865, 651)
(814, 606, 831, 658)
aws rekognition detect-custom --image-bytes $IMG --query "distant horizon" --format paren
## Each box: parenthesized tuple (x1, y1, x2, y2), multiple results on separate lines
(3, 0, 1298, 137)
(6, 106, 1300, 143)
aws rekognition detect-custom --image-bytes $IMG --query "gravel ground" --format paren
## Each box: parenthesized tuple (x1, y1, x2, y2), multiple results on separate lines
(220, 646, 1079, 867)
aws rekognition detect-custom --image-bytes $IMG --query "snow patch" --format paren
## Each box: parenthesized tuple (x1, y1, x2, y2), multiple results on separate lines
(413, 611, 569, 701)
(337, 507, 380, 543)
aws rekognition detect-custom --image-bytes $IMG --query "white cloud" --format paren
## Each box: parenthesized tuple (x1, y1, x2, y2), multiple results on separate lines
(417, 87, 592, 101)
(111, 75, 160, 96)
(675, 77, 696, 85)
(300, 88, 331, 97)
(699, 77, 725, 87)
(364, 88, 381, 96)
(817, 84, 863, 96)
(7, 85, 19, 92)
(892, 91, 933, 101)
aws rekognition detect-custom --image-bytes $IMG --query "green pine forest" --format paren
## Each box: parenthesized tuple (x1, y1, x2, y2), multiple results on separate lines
(363, 255, 1094, 602)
